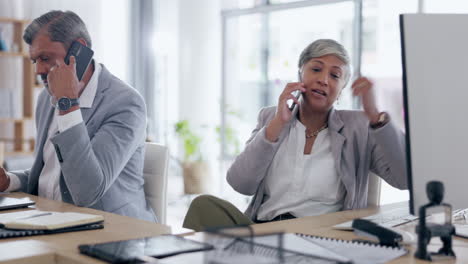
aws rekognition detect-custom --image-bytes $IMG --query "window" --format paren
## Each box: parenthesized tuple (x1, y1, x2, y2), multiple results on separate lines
(222, 0, 357, 161)
(361, 0, 418, 204)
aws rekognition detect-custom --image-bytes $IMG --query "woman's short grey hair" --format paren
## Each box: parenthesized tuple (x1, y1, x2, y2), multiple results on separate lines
(298, 39, 351, 85)
(23, 10, 92, 49)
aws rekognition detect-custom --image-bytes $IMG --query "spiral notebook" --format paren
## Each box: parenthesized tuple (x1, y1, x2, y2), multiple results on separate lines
(296, 233, 408, 264)
(0, 223, 104, 239)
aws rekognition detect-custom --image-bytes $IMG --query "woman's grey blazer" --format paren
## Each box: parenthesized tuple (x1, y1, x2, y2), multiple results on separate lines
(11, 65, 156, 222)
(227, 106, 408, 221)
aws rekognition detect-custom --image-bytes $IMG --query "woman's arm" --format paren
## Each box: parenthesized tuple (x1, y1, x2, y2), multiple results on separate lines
(369, 121, 408, 190)
(226, 108, 284, 195)
(227, 82, 305, 195)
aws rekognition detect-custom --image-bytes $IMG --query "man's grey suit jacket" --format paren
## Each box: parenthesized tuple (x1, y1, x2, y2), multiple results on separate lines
(11, 64, 156, 222)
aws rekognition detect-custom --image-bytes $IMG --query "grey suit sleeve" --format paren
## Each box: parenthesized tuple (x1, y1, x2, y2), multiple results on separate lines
(50, 92, 146, 207)
(226, 108, 282, 195)
(9, 169, 30, 192)
(369, 120, 408, 190)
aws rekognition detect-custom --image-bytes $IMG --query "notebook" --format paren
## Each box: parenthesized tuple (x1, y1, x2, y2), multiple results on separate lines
(455, 224, 468, 239)
(0, 196, 35, 210)
(0, 210, 104, 230)
(0, 223, 104, 239)
(296, 233, 408, 264)
(252, 233, 351, 263)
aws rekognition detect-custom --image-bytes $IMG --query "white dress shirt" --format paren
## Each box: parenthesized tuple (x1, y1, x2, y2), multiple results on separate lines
(6, 62, 102, 201)
(257, 118, 345, 221)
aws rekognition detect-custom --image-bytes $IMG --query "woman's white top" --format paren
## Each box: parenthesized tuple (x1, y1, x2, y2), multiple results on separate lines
(257, 118, 345, 221)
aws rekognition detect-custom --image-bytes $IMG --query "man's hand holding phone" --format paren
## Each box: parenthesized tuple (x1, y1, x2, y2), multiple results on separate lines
(266, 82, 305, 142)
(47, 56, 81, 100)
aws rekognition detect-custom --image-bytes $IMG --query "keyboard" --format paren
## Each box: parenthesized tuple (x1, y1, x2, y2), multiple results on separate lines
(333, 207, 418, 230)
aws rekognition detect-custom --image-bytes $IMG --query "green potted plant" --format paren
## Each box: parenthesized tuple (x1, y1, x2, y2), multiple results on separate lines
(174, 120, 210, 194)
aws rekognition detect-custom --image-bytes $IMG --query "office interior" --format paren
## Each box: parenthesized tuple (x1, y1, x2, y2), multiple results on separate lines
(0, 0, 467, 232)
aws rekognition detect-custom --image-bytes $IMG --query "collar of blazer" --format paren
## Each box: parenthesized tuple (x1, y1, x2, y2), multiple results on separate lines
(80, 64, 110, 124)
(290, 107, 345, 133)
(327, 108, 345, 133)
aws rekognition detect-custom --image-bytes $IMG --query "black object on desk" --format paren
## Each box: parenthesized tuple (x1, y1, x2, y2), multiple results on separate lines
(352, 219, 403, 247)
(415, 181, 456, 261)
(0, 196, 35, 210)
(79, 235, 214, 263)
(0, 223, 103, 239)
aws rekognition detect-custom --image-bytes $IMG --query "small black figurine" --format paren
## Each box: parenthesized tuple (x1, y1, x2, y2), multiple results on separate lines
(415, 181, 456, 261)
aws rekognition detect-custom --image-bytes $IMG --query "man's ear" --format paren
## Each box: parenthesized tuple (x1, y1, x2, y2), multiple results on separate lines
(75, 38, 88, 47)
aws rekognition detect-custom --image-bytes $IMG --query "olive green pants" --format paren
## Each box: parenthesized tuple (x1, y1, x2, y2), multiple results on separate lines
(182, 195, 254, 232)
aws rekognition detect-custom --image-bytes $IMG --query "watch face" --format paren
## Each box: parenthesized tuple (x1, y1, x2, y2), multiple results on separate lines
(58, 97, 71, 111)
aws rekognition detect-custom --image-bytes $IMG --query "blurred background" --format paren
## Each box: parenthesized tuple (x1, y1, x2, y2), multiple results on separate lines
(1, 0, 467, 229)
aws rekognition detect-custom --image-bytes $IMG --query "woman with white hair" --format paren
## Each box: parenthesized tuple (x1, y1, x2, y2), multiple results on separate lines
(183, 39, 407, 231)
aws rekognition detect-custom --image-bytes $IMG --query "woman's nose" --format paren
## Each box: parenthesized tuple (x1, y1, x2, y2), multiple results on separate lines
(317, 71, 329, 86)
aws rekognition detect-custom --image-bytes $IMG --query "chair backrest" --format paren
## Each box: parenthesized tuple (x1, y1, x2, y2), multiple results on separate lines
(367, 172, 382, 207)
(143, 142, 169, 224)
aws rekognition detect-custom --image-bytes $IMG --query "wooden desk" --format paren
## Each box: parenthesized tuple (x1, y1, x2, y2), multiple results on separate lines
(248, 202, 468, 264)
(0, 193, 171, 263)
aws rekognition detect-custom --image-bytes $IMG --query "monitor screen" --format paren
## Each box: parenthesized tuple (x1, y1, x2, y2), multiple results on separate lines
(400, 14, 468, 215)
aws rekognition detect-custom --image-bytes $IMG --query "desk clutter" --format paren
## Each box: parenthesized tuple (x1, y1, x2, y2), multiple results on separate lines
(77, 228, 408, 264)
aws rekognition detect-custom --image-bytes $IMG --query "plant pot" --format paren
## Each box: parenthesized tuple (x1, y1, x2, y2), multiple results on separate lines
(182, 161, 210, 194)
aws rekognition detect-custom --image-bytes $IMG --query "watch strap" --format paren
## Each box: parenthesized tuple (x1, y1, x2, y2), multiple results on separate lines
(70, 98, 80, 107)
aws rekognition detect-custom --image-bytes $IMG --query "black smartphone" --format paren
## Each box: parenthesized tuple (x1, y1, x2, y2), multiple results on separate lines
(64, 41, 94, 81)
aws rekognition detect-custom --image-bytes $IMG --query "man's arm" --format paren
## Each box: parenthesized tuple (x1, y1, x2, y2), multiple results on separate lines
(50, 89, 146, 207)
(0, 168, 30, 192)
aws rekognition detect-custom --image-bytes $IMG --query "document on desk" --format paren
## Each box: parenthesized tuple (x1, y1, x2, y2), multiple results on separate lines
(159, 233, 344, 264)
(253, 233, 351, 263)
(0, 209, 103, 230)
(297, 233, 408, 264)
(455, 224, 468, 239)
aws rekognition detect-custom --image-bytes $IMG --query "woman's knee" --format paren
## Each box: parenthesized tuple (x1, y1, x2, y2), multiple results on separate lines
(190, 194, 220, 209)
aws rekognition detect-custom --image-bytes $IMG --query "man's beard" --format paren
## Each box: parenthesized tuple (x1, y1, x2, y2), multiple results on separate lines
(41, 74, 57, 107)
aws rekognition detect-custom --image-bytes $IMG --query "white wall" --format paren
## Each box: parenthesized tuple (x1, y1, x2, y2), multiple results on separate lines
(21, 0, 131, 82)
(155, 0, 180, 146)
(178, 0, 221, 130)
(177, 0, 222, 194)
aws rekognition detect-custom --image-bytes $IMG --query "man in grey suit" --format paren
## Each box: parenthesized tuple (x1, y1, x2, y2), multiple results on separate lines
(0, 10, 156, 222)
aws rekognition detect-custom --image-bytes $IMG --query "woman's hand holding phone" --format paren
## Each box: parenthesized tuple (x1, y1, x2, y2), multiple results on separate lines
(276, 82, 305, 123)
(265, 82, 305, 142)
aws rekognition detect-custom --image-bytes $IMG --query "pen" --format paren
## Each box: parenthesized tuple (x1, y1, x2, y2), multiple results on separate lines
(17, 212, 53, 220)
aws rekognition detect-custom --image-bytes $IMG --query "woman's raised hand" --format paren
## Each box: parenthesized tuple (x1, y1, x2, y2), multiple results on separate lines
(266, 82, 306, 142)
(352, 77, 380, 123)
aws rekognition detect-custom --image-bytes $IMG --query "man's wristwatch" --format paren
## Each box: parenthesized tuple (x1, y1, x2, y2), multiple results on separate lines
(370, 112, 389, 129)
(57, 97, 80, 111)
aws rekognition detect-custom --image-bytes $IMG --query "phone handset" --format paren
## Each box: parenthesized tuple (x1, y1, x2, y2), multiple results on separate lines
(288, 70, 304, 116)
(64, 41, 94, 81)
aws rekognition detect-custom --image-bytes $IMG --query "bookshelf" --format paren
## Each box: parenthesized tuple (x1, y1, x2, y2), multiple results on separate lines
(0, 17, 36, 159)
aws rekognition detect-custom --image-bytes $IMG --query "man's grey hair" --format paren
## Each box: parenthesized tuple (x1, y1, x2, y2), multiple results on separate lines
(298, 39, 351, 85)
(23, 10, 92, 49)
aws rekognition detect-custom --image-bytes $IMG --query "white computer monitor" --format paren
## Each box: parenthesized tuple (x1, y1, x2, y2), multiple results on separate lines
(400, 13, 468, 215)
